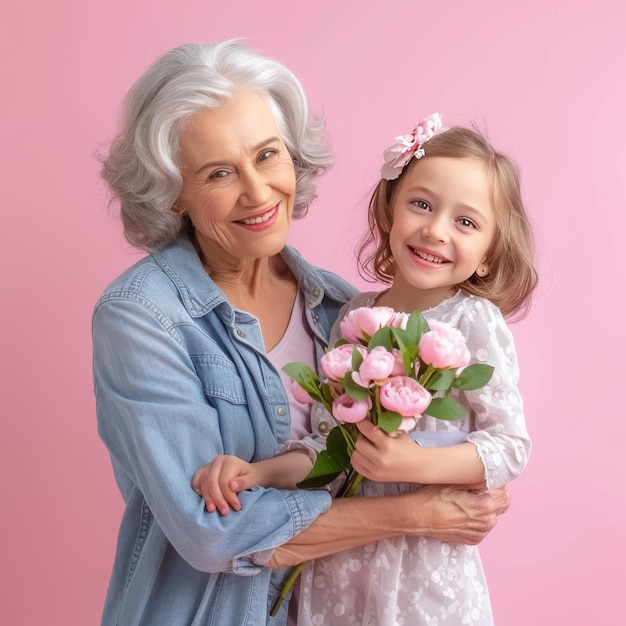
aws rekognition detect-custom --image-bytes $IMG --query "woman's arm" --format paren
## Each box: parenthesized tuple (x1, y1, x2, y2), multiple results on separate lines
(266, 483, 510, 568)
(93, 296, 332, 575)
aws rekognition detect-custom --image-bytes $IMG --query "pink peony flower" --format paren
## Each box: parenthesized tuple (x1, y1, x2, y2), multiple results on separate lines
(355, 346, 396, 387)
(379, 376, 432, 417)
(321, 344, 366, 381)
(332, 394, 372, 423)
(289, 379, 313, 404)
(339, 306, 399, 344)
(419, 320, 471, 369)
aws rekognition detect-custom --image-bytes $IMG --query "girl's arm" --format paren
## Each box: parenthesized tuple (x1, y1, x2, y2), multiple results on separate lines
(351, 420, 485, 485)
(192, 450, 313, 515)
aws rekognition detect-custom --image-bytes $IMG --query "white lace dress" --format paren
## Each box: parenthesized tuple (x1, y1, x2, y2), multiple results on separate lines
(293, 290, 531, 626)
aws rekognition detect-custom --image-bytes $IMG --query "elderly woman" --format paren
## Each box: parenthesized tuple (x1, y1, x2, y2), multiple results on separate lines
(93, 41, 509, 626)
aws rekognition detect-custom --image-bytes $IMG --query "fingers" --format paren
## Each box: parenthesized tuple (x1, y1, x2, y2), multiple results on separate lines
(355, 419, 381, 440)
(488, 486, 511, 515)
(192, 456, 244, 515)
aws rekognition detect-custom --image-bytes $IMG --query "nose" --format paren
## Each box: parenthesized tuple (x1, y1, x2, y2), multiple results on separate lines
(239, 167, 271, 206)
(422, 216, 449, 243)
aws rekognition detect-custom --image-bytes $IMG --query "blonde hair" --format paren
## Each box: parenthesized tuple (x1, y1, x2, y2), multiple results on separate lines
(359, 127, 537, 319)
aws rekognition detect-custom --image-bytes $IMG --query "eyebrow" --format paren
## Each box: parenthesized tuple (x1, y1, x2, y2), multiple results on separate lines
(193, 136, 283, 175)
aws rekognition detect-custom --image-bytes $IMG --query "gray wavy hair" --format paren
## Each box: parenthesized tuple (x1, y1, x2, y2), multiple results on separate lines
(100, 41, 334, 252)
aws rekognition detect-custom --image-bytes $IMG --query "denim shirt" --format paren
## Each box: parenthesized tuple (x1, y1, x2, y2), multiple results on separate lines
(92, 234, 358, 626)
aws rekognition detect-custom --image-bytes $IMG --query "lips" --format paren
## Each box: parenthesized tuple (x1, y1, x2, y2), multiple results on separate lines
(238, 205, 278, 225)
(410, 246, 449, 264)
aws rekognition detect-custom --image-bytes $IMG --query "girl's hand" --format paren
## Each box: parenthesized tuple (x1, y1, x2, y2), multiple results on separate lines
(351, 419, 423, 483)
(192, 455, 260, 515)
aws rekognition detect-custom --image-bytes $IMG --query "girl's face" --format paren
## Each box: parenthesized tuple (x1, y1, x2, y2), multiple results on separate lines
(176, 90, 296, 269)
(388, 156, 497, 308)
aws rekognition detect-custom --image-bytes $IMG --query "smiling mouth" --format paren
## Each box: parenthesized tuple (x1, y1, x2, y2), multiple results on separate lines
(239, 206, 278, 225)
(411, 247, 448, 264)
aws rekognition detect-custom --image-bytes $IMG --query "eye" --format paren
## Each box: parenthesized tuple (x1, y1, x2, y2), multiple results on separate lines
(208, 169, 230, 181)
(258, 149, 277, 162)
(412, 200, 431, 212)
(457, 217, 477, 229)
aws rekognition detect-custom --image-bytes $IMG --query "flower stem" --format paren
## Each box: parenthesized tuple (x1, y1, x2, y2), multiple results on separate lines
(269, 468, 363, 616)
(335, 467, 363, 499)
(269, 560, 308, 617)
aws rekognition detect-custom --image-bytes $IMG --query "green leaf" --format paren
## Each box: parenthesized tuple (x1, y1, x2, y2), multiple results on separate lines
(424, 396, 467, 420)
(424, 368, 456, 391)
(452, 363, 495, 390)
(389, 327, 410, 351)
(296, 453, 344, 488)
(282, 362, 325, 404)
(320, 384, 334, 408)
(378, 411, 403, 433)
(406, 310, 431, 343)
(297, 426, 352, 489)
(368, 326, 394, 351)
(282, 361, 316, 381)
(402, 345, 419, 375)
(342, 373, 371, 400)
(326, 425, 353, 462)
(351, 346, 364, 371)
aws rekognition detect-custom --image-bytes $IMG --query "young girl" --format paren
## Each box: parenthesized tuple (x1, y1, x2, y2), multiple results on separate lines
(193, 114, 537, 625)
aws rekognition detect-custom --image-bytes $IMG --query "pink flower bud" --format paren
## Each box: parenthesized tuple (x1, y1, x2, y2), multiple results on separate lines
(321, 344, 365, 381)
(419, 320, 470, 369)
(332, 394, 372, 423)
(357, 346, 396, 385)
(339, 306, 398, 344)
(289, 379, 313, 404)
(379, 376, 431, 417)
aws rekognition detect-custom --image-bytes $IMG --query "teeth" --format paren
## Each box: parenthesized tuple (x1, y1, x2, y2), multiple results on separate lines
(413, 249, 445, 264)
(241, 207, 276, 225)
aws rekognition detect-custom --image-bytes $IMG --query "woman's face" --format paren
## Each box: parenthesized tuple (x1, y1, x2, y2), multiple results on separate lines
(176, 90, 296, 268)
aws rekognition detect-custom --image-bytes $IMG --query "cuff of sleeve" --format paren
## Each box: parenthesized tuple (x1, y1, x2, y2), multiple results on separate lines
(231, 488, 332, 574)
(277, 434, 328, 464)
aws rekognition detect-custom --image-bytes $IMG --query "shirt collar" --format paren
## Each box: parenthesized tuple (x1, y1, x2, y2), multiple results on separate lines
(150, 233, 344, 318)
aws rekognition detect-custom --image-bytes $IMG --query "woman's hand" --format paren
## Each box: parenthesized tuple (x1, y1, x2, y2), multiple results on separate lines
(414, 483, 510, 545)
(267, 483, 510, 568)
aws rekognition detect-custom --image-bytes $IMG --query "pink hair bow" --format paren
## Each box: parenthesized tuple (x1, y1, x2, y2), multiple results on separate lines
(380, 113, 448, 180)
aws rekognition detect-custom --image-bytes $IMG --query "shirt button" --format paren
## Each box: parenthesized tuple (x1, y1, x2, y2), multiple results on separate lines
(236, 329, 246, 338)
(311, 286, 321, 297)
(318, 421, 330, 434)
(312, 314, 319, 323)
(277, 406, 286, 416)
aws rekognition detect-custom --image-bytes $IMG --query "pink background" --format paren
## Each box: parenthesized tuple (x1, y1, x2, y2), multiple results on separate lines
(2, 1, 625, 624)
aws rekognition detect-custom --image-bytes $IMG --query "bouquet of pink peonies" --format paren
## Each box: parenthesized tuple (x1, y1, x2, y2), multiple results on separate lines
(285, 305, 494, 494)
(270, 306, 494, 615)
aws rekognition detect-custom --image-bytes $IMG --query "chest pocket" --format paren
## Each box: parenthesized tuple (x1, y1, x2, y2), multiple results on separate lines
(192, 355, 247, 405)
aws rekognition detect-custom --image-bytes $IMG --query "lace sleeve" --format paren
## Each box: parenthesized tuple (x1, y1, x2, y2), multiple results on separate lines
(455, 297, 531, 489)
